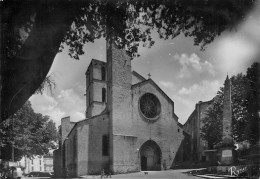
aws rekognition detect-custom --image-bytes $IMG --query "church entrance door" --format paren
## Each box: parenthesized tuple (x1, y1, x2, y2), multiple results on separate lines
(140, 140, 161, 171)
(141, 156, 147, 170)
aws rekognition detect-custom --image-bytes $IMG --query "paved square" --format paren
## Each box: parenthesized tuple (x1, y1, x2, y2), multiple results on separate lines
(83, 169, 201, 179)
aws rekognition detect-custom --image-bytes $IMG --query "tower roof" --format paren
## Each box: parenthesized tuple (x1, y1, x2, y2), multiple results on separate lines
(224, 74, 231, 85)
(226, 74, 229, 80)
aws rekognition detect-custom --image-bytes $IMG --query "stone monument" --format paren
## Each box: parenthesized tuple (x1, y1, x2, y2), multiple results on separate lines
(219, 75, 234, 165)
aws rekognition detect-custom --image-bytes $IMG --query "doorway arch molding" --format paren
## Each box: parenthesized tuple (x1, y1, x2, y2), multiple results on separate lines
(139, 140, 162, 171)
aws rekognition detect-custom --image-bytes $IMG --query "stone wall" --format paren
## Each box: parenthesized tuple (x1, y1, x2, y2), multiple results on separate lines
(76, 122, 89, 176)
(183, 109, 197, 161)
(182, 100, 213, 163)
(87, 114, 110, 174)
(106, 41, 135, 173)
(63, 113, 110, 176)
(112, 135, 139, 173)
(61, 116, 75, 143)
(53, 149, 62, 177)
(64, 128, 77, 177)
(132, 71, 145, 85)
(132, 81, 183, 169)
(86, 59, 107, 118)
(196, 101, 213, 161)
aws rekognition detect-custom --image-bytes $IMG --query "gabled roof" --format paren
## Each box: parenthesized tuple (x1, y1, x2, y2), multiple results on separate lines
(132, 71, 146, 82)
(85, 58, 106, 75)
(64, 110, 109, 141)
(178, 122, 183, 128)
(132, 78, 178, 120)
(183, 108, 197, 126)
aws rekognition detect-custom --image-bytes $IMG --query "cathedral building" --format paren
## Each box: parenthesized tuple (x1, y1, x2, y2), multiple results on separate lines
(54, 41, 183, 176)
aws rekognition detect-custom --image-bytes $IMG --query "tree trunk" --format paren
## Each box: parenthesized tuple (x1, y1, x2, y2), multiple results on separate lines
(1, 1, 81, 121)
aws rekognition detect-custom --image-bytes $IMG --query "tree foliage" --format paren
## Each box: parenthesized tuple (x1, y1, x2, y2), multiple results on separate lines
(0, 101, 59, 161)
(201, 63, 260, 148)
(243, 63, 260, 144)
(1, 0, 256, 120)
(35, 74, 56, 95)
(60, 0, 255, 59)
(201, 91, 223, 149)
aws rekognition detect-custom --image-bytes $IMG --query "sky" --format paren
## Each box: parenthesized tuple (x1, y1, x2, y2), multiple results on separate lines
(29, 3, 260, 127)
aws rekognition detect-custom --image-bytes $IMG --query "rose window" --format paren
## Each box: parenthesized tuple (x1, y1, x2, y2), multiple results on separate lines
(139, 93, 161, 120)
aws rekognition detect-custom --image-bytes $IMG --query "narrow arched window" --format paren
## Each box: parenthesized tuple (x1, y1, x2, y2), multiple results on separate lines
(88, 91, 91, 106)
(102, 88, 106, 103)
(102, 135, 109, 156)
(101, 67, 106, 80)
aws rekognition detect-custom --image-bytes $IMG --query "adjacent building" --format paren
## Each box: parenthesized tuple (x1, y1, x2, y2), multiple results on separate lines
(19, 153, 53, 174)
(182, 100, 214, 165)
(54, 41, 183, 176)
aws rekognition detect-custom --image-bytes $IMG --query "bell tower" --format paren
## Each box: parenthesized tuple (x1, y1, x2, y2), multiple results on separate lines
(85, 59, 107, 118)
(106, 40, 136, 173)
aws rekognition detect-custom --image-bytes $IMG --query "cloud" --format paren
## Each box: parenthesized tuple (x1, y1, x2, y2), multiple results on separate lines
(44, 108, 66, 126)
(211, 5, 260, 75)
(70, 111, 85, 122)
(213, 36, 258, 75)
(178, 80, 221, 100)
(30, 94, 65, 126)
(170, 80, 221, 124)
(30, 93, 58, 113)
(58, 89, 85, 111)
(173, 53, 215, 78)
(159, 81, 175, 89)
(30, 88, 85, 127)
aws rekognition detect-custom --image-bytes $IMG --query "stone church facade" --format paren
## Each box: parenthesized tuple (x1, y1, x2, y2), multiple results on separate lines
(54, 42, 183, 176)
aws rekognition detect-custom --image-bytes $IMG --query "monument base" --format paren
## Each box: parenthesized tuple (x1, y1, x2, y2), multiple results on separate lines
(218, 147, 234, 165)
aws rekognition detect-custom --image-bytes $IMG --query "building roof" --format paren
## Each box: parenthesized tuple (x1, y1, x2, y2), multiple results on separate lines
(178, 122, 183, 128)
(64, 111, 109, 141)
(183, 108, 197, 127)
(183, 99, 213, 126)
(132, 78, 178, 121)
(85, 59, 106, 75)
(132, 71, 146, 82)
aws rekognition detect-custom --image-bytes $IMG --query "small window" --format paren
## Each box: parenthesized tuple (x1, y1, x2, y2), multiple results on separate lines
(102, 135, 109, 156)
(88, 75, 90, 87)
(39, 160, 41, 165)
(88, 91, 91, 106)
(202, 156, 206, 162)
(102, 88, 106, 103)
(31, 160, 33, 164)
(101, 67, 106, 80)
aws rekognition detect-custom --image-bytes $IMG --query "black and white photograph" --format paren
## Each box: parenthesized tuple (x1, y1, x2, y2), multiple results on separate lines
(1, 0, 260, 179)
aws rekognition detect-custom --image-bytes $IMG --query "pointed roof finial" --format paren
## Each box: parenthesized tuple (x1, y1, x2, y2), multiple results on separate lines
(226, 73, 229, 80)
(224, 73, 230, 85)
(148, 73, 151, 79)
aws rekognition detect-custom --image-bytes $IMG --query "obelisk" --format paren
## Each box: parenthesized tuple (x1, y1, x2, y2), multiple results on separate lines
(219, 75, 234, 165)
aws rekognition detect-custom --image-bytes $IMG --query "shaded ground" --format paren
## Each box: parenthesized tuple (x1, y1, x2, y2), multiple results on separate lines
(78, 169, 201, 179)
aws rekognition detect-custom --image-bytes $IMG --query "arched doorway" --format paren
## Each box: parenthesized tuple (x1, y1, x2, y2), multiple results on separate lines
(139, 140, 161, 171)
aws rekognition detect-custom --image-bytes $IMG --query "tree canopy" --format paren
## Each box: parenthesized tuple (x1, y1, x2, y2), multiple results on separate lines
(201, 62, 260, 149)
(61, 0, 256, 59)
(0, 0, 256, 120)
(0, 101, 59, 161)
